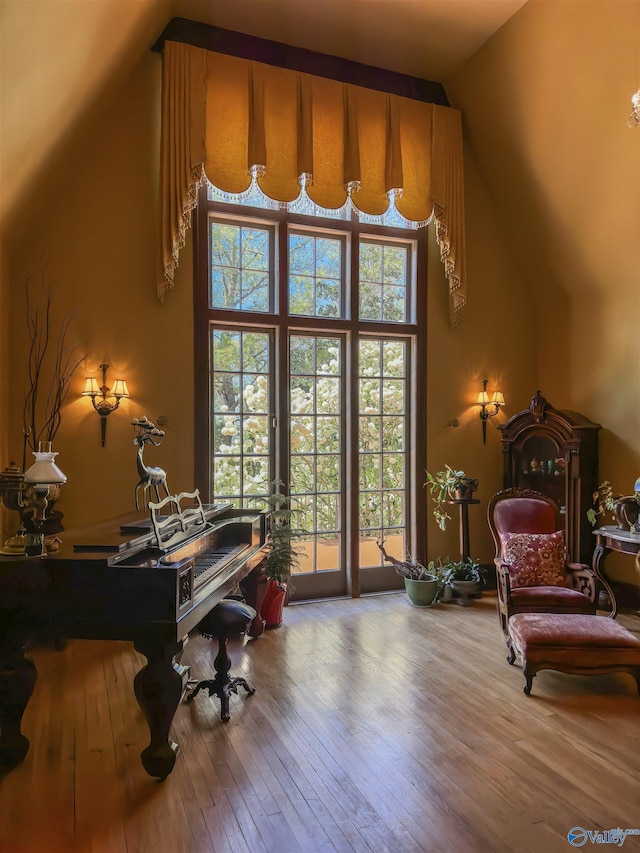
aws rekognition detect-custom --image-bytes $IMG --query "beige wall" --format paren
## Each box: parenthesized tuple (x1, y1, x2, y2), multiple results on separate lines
(447, 0, 640, 582)
(7, 51, 195, 531)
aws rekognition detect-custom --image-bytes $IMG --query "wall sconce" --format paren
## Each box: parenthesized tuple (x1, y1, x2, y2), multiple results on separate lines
(477, 378, 505, 444)
(628, 90, 640, 127)
(82, 363, 130, 447)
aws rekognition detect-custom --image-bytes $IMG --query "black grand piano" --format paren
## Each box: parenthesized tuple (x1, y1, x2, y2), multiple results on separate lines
(0, 496, 269, 778)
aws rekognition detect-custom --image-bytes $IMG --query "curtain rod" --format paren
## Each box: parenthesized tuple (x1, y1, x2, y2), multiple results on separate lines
(151, 17, 449, 107)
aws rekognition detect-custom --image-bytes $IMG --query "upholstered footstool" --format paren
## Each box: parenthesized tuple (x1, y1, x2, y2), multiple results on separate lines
(507, 613, 640, 696)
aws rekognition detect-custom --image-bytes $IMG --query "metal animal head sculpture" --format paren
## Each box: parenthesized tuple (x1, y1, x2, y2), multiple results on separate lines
(131, 417, 169, 511)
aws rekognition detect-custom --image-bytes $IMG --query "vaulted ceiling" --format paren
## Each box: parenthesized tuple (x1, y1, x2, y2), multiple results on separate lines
(0, 0, 528, 229)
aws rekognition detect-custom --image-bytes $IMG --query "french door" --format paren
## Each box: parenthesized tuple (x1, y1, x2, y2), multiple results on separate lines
(194, 188, 426, 600)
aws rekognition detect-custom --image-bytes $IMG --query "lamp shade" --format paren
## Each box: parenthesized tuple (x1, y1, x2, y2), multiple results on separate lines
(24, 450, 67, 484)
(112, 379, 130, 398)
(491, 391, 505, 407)
(476, 390, 490, 406)
(82, 377, 100, 396)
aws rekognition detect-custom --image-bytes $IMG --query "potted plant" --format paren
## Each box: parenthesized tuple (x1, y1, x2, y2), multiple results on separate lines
(587, 480, 640, 532)
(424, 557, 455, 602)
(377, 539, 439, 606)
(425, 465, 478, 531)
(440, 557, 485, 606)
(260, 483, 305, 627)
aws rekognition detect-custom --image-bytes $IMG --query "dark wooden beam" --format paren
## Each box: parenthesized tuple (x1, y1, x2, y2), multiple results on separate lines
(151, 17, 449, 106)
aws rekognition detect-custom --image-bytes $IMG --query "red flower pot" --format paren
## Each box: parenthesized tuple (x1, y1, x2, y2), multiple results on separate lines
(260, 578, 287, 627)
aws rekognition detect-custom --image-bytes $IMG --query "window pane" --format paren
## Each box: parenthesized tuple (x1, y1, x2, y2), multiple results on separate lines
(360, 453, 381, 490)
(210, 220, 271, 312)
(290, 336, 314, 375)
(317, 532, 340, 572)
(383, 285, 405, 322)
(291, 454, 314, 493)
(382, 340, 405, 377)
(359, 282, 382, 321)
(290, 275, 314, 316)
(289, 232, 343, 318)
(242, 457, 269, 495)
(360, 339, 381, 375)
(316, 494, 340, 533)
(213, 374, 240, 412)
(316, 416, 340, 452)
(382, 379, 405, 414)
(242, 415, 269, 454)
(213, 457, 241, 498)
(359, 415, 381, 453)
(316, 455, 340, 492)
(359, 241, 409, 323)
(291, 416, 315, 454)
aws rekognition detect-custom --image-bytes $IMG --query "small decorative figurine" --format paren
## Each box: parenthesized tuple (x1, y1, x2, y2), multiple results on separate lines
(132, 416, 170, 511)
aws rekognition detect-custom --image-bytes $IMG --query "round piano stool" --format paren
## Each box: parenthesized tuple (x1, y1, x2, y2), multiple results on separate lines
(186, 599, 257, 721)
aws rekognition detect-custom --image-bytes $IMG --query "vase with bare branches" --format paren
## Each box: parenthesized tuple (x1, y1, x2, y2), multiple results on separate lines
(0, 266, 85, 539)
(22, 266, 85, 461)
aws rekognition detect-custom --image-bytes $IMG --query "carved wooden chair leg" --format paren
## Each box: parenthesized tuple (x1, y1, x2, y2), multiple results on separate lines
(523, 667, 535, 695)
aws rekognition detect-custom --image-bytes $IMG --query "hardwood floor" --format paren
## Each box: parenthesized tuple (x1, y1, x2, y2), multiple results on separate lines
(1, 594, 638, 853)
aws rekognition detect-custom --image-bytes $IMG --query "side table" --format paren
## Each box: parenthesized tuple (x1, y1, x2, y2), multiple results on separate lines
(592, 526, 640, 619)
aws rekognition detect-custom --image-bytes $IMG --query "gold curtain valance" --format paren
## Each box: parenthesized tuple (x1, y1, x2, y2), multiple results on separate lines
(160, 41, 466, 324)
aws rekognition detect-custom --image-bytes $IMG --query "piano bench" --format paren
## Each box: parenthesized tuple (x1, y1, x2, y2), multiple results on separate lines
(186, 599, 257, 721)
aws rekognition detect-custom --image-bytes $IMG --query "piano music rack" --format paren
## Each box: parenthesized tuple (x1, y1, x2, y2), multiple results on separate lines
(148, 490, 208, 551)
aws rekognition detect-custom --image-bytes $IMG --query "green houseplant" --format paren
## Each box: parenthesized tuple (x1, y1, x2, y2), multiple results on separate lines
(586, 481, 618, 527)
(261, 482, 306, 626)
(587, 480, 640, 532)
(425, 465, 478, 531)
(439, 557, 485, 606)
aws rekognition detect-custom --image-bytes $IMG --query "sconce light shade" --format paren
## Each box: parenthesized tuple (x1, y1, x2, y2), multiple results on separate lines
(112, 379, 130, 398)
(491, 391, 505, 407)
(82, 377, 100, 396)
(476, 389, 490, 406)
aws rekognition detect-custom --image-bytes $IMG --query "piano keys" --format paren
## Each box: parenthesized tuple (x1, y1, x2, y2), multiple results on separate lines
(0, 501, 269, 778)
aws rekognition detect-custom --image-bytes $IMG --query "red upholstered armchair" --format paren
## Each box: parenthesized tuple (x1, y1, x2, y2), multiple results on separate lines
(487, 489, 597, 654)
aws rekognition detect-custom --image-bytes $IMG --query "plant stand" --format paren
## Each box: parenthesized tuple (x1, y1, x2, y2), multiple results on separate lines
(446, 497, 480, 563)
(446, 497, 482, 606)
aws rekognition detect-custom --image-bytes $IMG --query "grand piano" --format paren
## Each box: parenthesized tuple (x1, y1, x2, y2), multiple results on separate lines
(0, 496, 269, 778)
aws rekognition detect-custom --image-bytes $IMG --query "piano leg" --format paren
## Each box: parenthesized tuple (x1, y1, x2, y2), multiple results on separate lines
(0, 645, 37, 766)
(133, 637, 189, 778)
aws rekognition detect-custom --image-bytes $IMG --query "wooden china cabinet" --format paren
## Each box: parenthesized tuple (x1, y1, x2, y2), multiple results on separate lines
(498, 390, 601, 565)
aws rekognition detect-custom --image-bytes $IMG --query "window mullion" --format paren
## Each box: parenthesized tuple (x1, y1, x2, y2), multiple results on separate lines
(347, 231, 360, 597)
(276, 223, 289, 490)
